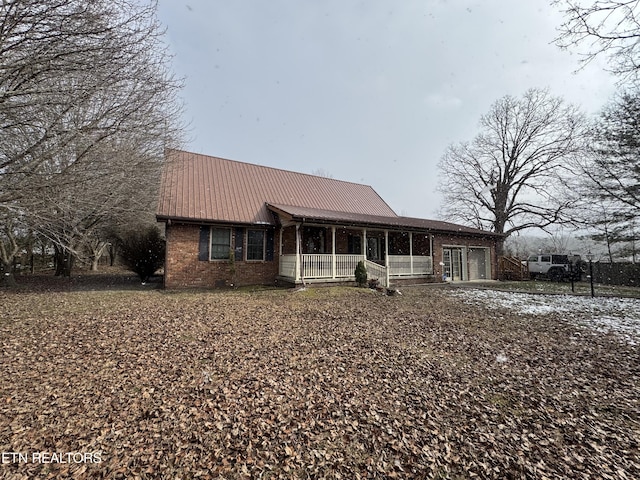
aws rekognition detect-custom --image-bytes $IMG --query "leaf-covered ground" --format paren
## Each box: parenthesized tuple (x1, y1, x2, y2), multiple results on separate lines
(0, 283, 638, 479)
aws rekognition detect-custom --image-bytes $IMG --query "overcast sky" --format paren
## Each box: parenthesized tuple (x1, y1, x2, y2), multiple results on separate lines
(156, 0, 617, 220)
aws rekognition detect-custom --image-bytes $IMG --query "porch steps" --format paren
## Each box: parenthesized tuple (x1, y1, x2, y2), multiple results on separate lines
(498, 256, 528, 281)
(364, 259, 388, 287)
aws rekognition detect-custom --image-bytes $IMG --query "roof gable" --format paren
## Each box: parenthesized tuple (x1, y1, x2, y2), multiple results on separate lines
(157, 150, 397, 224)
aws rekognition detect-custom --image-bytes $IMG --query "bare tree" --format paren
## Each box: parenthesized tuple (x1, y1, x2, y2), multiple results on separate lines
(0, 0, 183, 276)
(553, 0, 640, 80)
(0, 216, 21, 286)
(311, 169, 334, 178)
(24, 141, 166, 276)
(437, 88, 585, 250)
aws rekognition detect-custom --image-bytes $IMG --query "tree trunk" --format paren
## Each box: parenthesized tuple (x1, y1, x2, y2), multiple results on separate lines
(0, 226, 20, 287)
(54, 245, 74, 277)
(41, 242, 47, 270)
(604, 224, 614, 263)
(0, 262, 16, 287)
(495, 238, 505, 257)
(88, 241, 109, 271)
(109, 244, 116, 266)
(54, 245, 63, 276)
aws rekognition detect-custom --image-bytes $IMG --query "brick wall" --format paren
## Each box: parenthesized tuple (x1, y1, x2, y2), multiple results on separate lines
(431, 234, 499, 280)
(335, 228, 362, 254)
(163, 222, 500, 287)
(164, 223, 280, 288)
(281, 226, 296, 255)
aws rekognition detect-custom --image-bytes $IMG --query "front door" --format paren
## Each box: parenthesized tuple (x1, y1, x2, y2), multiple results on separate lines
(367, 237, 385, 264)
(443, 247, 464, 281)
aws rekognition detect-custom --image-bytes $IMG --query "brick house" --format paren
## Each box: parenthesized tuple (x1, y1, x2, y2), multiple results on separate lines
(156, 150, 503, 288)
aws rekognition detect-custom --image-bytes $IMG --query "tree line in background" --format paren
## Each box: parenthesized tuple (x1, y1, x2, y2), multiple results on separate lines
(0, 0, 183, 285)
(438, 1, 640, 263)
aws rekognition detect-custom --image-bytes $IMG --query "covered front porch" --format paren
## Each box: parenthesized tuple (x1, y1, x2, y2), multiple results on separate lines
(277, 224, 434, 287)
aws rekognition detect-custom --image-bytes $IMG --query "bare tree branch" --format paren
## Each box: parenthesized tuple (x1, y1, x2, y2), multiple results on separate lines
(553, 0, 640, 80)
(0, 0, 184, 276)
(437, 88, 586, 245)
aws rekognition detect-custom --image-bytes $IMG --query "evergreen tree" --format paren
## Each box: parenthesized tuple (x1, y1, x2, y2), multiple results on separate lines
(577, 90, 640, 259)
(354, 261, 367, 287)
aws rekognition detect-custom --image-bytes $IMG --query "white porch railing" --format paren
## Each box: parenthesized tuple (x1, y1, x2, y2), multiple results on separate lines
(365, 260, 388, 287)
(302, 254, 333, 278)
(388, 255, 433, 275)
(279, 254, 297, 279)
(279, 254, 432, 285)
(280, 254, 368, 279)
(388, 255, 411, 275)
(335, 254, 364, 277)
(412, 256, 433, 275)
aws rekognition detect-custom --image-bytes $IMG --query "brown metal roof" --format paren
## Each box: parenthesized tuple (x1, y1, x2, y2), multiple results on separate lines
(157, 150, 398, 225)
(267, 204, 502, 237)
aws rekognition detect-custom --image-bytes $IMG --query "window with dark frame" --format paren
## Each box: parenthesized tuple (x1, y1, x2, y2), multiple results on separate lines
(347, 234, 362, 254)
(210, 227, 231, 260)
(303, 226, 326, 253)
(247, 229, 265, 261)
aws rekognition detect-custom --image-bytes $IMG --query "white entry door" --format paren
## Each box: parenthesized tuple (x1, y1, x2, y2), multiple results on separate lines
(468, 247, 490, 280)
(443, 247, 464, 281)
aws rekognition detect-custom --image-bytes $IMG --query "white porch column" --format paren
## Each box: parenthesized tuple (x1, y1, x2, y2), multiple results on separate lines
(462, 247, 468, 281)
(430, 234, 434, 274)
(409, 231, 414, 275)
(363, 229, 367, 262)
(384, 230, 390, 287)
(331, 226, 336, 279)
(295, 224, 301, 282)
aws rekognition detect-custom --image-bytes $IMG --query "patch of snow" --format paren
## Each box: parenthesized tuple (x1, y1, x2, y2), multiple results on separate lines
(449, 289, 640, 346)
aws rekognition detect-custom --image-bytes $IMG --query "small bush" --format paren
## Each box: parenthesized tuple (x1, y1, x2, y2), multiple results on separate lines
(118, 226, 165, 282)
(354, 261, 367, 287)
